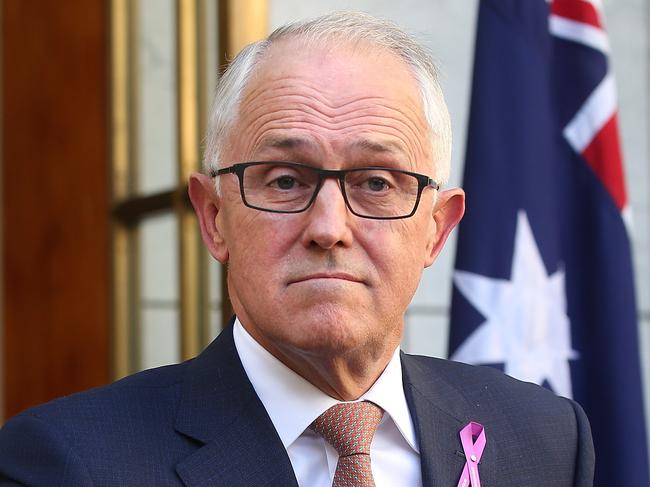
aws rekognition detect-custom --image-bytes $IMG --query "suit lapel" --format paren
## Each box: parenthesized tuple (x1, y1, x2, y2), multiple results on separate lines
(401, 354, 498, 487)
(174, 323, 298, 487)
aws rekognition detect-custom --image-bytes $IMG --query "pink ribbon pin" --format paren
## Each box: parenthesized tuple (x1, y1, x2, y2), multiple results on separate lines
(456, 422, 486, 487)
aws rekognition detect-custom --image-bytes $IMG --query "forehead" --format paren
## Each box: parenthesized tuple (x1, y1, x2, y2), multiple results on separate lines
(227, 39, 432, 169)
(253, 38, 417, 91)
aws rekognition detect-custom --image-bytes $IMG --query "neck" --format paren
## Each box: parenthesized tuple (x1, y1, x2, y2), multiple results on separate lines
(244, 324, 399, 401)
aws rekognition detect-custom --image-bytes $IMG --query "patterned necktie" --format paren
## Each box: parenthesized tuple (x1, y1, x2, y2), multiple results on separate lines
(310, 401, 384, 487)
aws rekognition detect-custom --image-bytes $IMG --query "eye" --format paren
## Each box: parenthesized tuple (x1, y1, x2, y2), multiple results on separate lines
(366, 176, 389, 192)
(274, 175, 296, 190)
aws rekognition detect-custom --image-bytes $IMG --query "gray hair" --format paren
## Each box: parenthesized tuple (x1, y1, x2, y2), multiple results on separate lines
(203, 11, 452, 183)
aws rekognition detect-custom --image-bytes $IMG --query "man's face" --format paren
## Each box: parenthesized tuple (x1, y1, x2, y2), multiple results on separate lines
(193, 40, 463, 368)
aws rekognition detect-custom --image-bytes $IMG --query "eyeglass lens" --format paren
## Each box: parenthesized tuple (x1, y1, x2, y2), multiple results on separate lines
(241, 163, 421, 218)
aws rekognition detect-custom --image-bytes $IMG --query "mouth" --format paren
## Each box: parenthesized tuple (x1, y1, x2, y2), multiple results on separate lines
(288, 272, 364, 285)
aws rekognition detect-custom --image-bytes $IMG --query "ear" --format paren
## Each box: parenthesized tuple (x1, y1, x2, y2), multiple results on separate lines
(424, 188, 465, 267)
(188, 172, 229, 263)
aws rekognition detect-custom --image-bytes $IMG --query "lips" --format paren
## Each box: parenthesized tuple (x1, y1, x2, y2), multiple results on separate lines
(288, 272, 364, 284)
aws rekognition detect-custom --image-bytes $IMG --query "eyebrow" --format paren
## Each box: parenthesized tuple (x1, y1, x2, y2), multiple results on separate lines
(257, 136, 317, 151)
(351, 138, 406, 155)
(257, 136, 406, 155)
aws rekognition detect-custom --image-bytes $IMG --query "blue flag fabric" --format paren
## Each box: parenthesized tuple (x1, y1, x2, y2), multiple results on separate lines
(448, 1, 649, 485)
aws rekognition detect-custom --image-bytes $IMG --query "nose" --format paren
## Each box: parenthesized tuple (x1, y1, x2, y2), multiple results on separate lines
(300, 178, 353, 250)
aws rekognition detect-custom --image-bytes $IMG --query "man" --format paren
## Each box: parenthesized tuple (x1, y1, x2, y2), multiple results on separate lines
(0, 12, 594, 486)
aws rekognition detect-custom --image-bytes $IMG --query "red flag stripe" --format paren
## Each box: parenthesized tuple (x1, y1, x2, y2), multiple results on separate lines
(581, 113, 627, 210)
(551, 0, 602, 29)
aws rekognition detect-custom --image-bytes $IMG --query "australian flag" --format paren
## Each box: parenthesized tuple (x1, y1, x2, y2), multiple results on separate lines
(448, 0, 649, 485)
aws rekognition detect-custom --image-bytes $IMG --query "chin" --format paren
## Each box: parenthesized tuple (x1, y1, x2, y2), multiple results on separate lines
(284, 308, 374, 354)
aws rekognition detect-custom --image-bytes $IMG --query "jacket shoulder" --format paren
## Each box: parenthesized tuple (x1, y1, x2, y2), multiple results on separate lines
(15, 360, 190, 422)
(402, 354, 594, 485)
(0, 361, 194, 485)
(403, 353, 569, 407)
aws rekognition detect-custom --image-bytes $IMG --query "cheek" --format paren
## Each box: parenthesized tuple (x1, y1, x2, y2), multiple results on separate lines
(224, 210, 298, 281)
(365, 218, 429, 260)
(361, 221, 428, 289)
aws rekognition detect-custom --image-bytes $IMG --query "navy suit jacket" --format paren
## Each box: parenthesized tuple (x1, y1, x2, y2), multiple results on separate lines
(0, 323, 594, 486)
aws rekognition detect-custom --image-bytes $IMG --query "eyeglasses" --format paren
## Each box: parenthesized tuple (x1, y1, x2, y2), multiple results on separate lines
(211, 161, 439, 220)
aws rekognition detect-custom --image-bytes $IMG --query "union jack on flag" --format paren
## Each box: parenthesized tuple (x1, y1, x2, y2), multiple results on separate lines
(448, 1, 649, 484)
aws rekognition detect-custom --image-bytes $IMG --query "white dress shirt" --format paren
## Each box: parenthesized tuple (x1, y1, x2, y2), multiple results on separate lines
(233, 319, 422, 487)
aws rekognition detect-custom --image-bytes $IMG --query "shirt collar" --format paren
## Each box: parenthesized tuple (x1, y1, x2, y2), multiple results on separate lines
(233, 318, 419, 452)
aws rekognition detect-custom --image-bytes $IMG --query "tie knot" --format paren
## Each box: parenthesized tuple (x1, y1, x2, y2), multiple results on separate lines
(310, 401, 384, 457)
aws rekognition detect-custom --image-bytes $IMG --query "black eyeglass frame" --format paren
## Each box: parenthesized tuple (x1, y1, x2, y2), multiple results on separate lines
(210, 161, 440, 220)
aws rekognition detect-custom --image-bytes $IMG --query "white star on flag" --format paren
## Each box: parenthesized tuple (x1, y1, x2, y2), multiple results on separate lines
(451, 211, 578, 398)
